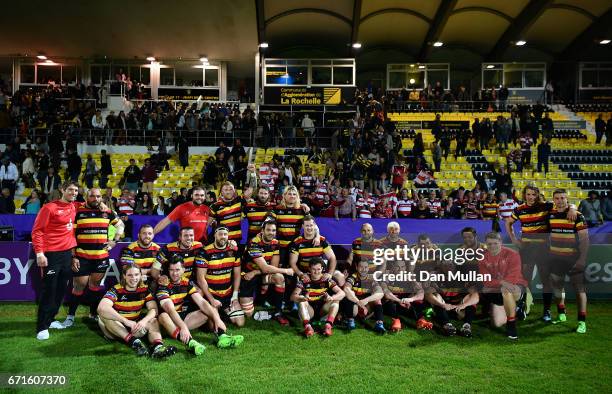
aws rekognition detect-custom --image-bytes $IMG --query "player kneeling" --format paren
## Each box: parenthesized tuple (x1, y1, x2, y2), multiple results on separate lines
(341, 259, 386, 334)
(381, 261, 426, 333)
(291, 258, 345, 338)
(157, 259, 243, 353)
(97, 264, 175, 358)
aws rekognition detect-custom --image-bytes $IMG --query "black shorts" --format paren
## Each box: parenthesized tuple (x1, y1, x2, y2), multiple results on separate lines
(549, 255, 585, 279)
(239, 274, 263, 298)
(73, 257, 109, 277)
(177, 303, 199, 320)
(279, 247, 291, 268)
(481, 287, 524, 306)
(309, 299, 327, 318)
(216, 296, 234, 321)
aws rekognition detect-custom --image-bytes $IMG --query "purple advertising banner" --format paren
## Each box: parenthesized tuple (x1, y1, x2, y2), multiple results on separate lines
(0, 242, 36, 301)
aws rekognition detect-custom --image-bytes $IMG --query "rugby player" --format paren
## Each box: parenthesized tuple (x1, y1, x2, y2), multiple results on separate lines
(381, 260, 426, 332)
(505, 185, 576, 321)
(289, 215, 341, 285)
(346, 223, 382, 274)
(425, 260, 479, 337)
(479, 232, 528, 340)
(341, 259, 386, 333)
(153, 186, 212, 243)
(97, 264, 175, 358)
(244, 186, 276, 240)
(548, 189, 590, 333)
(119, 224, 161, 282)
(64, 188, 124, 327)
(239, 220, 295, 324)
(291, 258, 345, 337)
(151, 227, 203, 284)
(209, 181, 253, 248)
(196, 227, 245, 327)
(157, 259, 243, 352)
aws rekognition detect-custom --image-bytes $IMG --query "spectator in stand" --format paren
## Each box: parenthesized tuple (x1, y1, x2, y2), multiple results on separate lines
(537, 138, 551, 174)
(606, 116, 612, 146)
(480, 118, 492, 152)
(117, 213, 133, 242)
(22, 151, 36, 188)
(455, 128, 469, 159)
(83, 155, 98, 188)
(541, 113, 554, 142)
(40, 167, 61, 201)
(413, 133, 424, 158)
(154, 195, 170, 215)
(135, 192, 154, 215)
(301, 114, 315, 147)
(498, 85, 509, 110)
(176, 135, 189, 170)
(579, 191, 603, 227)
(123, 158, 142, 192)
(0, 157, 18, 197)
(519, 131, 533, 169)
(99, 149, 113, 189)
(595, 114, 606, 144)
(141, 158, 157, 194)
(65, 149, 82, 183)
(355, 189, 376, 219)
(0, 187, 15, 213)
(103, 187, 117, 210)
(22, 189, 42, 214)
(117, 188, 136, 216)
(334, 188, 356, 221)
(411, 198, 434, 219)
(497, 192, 518, 221)
(603, 190, 612, 221)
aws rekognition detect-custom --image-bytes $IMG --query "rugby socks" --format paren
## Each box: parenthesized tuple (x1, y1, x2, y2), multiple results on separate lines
(373, 303, 384, 322)
(88, 285, 105, 316)
(557, 304, 566, 315)
(67, 288, 85, 316)
(433, 305, 450, 325)
(543, 293, 553, 313)
(152, 339, 163, 347)
(578, 311, 586, 322)
(411, 301, 425, 320)
(387, 302, 399, 319)
(124, 333, 136, 345)
(271, 285, 285, 315)
(303, 319, 310, 328)
(171, 327, 181, 339)
(506, 316, 517, 337)
(463, 305, 476, 325)
(326, 315, 335, 326)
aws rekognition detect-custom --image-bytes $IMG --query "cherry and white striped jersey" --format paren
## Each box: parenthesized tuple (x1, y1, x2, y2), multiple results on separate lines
(349, 187, 362, 203)
(498, 199, 518, 219)
(427, 198, 442, 216)
(395, 199, 413, 217)
(314, 182, 329, 201)
(356, 197, 376, 218)
(259, 165, 279, 192)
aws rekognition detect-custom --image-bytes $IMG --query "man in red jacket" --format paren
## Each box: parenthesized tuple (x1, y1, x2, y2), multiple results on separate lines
(479, 231, 527, 340)
(32, 181, 79, 340)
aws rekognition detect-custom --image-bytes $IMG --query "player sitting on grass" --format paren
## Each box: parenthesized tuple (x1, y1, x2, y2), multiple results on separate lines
(291, 258, 345, 338)
(97, 263, 175, 358)
(341, 259, 386, 334)
(157, 258, 243, 353)
(239, 219, 295, 325)
(425, 260, 479, 337)
(479, 231, 527, 340)
(381, 260, 426, 333)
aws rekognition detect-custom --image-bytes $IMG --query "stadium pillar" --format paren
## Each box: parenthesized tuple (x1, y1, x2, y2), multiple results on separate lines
(149, 62, 160, 100)
(220, 62, 228, 101)
(255, 52, 261, 108)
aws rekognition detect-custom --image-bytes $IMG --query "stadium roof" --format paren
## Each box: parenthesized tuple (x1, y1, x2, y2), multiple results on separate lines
(1, 0, 611, 73)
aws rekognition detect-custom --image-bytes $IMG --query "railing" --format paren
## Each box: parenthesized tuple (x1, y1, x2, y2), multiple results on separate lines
(0, 126, 346, 149)
(385, 99, 553, 113)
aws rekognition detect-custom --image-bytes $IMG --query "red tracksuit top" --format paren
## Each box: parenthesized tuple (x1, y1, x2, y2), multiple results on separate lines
(479, 246, 528, 288)
(32, 200, 78, 254)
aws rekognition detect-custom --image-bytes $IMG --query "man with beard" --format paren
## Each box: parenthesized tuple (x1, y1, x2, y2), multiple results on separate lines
(239, 220, 295, 324)
(292, 258, 345, 338)
(157, 259, 243, 353)
(244, 186, 276, 240)
(153, 187, 212, 244)
(341, 259, 386, 334)
(210, 182, 253, 250)
(151, 227, 204, 285)
(120, 224, 161, 282)
(196, 227, 245, 327)
(64, 188, 124, 327)
(346, 223, 382, 273)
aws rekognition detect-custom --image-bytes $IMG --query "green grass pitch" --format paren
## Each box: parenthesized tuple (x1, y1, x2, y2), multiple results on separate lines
(1, 302, 611, 393)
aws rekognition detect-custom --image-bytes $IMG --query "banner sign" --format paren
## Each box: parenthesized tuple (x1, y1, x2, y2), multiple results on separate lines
(158, 87, 220, 101)
(578, 89, 612, 103)
(264, 86, 356, 105)
(2, 241, 611, 301)
(554, 120, 587, 130)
